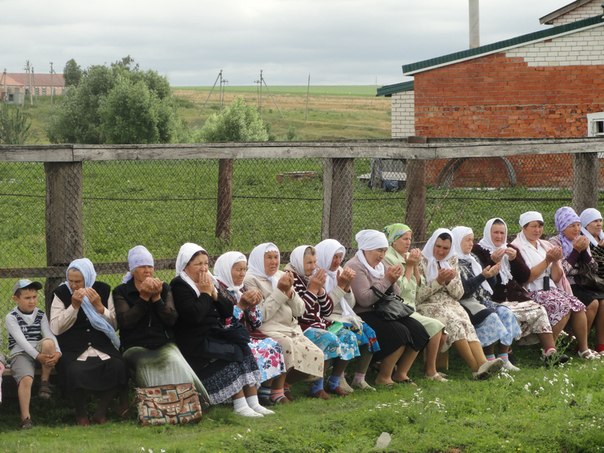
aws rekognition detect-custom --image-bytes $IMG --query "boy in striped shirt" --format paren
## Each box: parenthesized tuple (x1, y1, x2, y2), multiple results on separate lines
(6, 279, 61, 429)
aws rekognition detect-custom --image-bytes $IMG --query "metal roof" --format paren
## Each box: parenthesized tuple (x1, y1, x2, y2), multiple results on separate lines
(376, 81, 414, 97)
(403, 14, 604, 76)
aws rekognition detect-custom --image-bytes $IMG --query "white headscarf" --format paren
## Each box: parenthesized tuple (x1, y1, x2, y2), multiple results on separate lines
(214, 251, 247, 302)
(451, 226, 492, 294)
(289, 245, 313, 278)
(315, 239, 346, 294)
(315, 239, 356, 320)
(175, 242, 215, 296)
(247, 242, 280, 289)
(478, 218, 513, 285)
(580, 208, 604, 246)
(122, 245, 154, 283)
(511, 214, 554, 292)
(421, 228, 454, 283)
(355, 229, 389, 279)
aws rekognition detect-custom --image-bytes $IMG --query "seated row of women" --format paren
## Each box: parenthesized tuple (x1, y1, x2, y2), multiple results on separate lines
(48, 205, 604, 424)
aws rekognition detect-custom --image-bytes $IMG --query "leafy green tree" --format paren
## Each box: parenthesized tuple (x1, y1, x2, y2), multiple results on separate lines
(195, 97, 269, 142)
(63, 59, 82, 87)
(0, 105, 31, 144)
(48, 57, 180, 144)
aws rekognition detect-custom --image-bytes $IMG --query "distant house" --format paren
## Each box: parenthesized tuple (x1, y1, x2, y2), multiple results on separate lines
(378, 0, 604, 187)
(1, 72, 65, 104)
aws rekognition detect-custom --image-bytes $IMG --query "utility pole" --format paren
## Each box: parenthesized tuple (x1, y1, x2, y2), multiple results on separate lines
(202, 69, 228, 110)
(256, 70, 283, 118)
(254, 70, 263, 114)
(219, 70, 228, 108)
(50, 61, 55, 104)
(1, 69, 6, 103)
(305, 73, 311, 121)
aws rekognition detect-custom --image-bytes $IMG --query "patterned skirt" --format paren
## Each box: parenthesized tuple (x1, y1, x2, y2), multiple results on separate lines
(497, 300, 552, 345)
(261, 329, 324, 379)
(249, 337, 286, 382)
(416, 300, 479, 351)
(529, 288, 585, 327)
(474, 301, 522, 347)
(346, 322, 381, 353)
(304, 327, 360, 361)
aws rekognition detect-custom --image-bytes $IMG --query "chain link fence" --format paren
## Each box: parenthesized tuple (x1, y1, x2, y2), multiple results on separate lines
(0, 149, 601, 350)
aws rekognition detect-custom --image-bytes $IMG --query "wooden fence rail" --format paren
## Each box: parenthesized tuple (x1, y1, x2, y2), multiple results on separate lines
(1, 137, 602, 307)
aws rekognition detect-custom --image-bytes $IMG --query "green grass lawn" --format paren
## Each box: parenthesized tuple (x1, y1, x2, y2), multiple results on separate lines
(0, 345, 602, 452)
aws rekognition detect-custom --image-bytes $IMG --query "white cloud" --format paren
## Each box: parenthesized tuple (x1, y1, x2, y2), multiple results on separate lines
(0, 0, 573, 85)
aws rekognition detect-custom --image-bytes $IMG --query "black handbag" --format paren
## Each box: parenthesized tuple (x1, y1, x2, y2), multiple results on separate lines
(371, 286, 414, 321)
(574, 261, 604, 292)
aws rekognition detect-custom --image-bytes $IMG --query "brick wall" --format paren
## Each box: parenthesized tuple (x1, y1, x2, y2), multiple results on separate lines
(411, 24, 604, 187)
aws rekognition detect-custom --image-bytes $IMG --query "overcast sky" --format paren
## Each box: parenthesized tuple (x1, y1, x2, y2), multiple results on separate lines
(1, 0, 573, 86)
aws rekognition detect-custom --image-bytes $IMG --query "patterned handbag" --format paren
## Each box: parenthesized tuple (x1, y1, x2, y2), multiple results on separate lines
(135, 383, 203, 426)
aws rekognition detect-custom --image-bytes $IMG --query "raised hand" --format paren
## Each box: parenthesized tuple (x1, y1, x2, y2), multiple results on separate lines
(386, 264, 403, 283)
(308, 268, 327, 295)
(336, 267, 355, 291)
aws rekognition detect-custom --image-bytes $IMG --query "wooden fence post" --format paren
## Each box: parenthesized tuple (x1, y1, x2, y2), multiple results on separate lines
(572, 152, 599, 214)
(405, 136, 427, 242)
(216, 158, 233, 243)
(322, 158, 354, 248)
(44, 162, 84, 315)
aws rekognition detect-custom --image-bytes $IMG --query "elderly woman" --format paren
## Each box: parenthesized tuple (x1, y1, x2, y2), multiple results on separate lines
(451, 226, 522, 371)
(345, 229, 430, 386)
(550, 207, 604, 357)
(472, 218, 564, 365)
(170, 243, 264, 417)
(416, 229, 503, 379)
(315, 238, 380, 391)
(244, 242, 324, 404)
(50, 258, 127, 426)
(213, 251, 285, 411)
(285, 245, 360, 398)
(581, 208, 604, 278)
(511, 211, 598, 360)
(113, 245, 210, 408)
(382, 224, 447, 382)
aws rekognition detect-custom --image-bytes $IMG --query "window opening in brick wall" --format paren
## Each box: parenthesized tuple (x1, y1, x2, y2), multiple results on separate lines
(587, 112, 604, 158)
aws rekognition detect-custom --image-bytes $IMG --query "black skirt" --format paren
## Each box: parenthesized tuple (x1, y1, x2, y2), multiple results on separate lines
(58, 356, 127, 392)
(359, 311, 430, 361)
(571, 284, 604, 306)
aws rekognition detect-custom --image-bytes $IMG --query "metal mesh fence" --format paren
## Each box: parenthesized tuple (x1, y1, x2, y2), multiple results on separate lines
(0, 150, 601, 350)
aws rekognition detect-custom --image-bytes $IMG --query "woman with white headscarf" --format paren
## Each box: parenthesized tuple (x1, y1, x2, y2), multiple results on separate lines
(417, 229, 503, 379)
(511, 211, 597, 361)
(244, 242, 324, 404)
(213, 251, 286, 409)
(113, 245, 209, 408)
(472, 218, 560, 364)
(581, 207, 604, 279)
(550, 207, 604, 356)
(170, 243, 264, 417)
(50, 258, 127, 426)
(285, 245, 360, 399)
(315, 238, 380, 392)
(345, 230, 430, 386)
(451, 226, 522, 371)
(383, 223, 447, 381)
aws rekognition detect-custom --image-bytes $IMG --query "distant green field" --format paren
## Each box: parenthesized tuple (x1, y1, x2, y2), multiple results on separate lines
(175, 85, 381, 97)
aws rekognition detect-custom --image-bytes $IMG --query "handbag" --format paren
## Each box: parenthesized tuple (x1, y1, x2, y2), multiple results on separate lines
(370, 286, 414, 321)
(574, 260, 604, 292)
(136, 383, 203, 426)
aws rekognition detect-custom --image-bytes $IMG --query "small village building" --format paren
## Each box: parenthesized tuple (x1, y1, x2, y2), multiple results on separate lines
(378, 0, 604, 187)
(1, 72, 65, 104)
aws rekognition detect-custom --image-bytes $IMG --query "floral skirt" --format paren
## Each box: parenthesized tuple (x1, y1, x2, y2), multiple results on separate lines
(260, 329, 324, 379)
(304, 327, 360, 361)
(529, 288, 585, 327)
(474, 301, 522, 347)
(347, 322, 381, 353)
(497, 300, 552, 345)
(249, 337, 286, 382)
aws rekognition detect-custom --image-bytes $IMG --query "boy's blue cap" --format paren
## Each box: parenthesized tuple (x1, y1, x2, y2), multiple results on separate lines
(12, 279, 42, 295)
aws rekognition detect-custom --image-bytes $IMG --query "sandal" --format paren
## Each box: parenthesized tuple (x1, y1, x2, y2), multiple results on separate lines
(38, 381, 52, 400)
(425, 373, 448, 382)
(393, 377, 417, 386)
(578, 349, 601, 360)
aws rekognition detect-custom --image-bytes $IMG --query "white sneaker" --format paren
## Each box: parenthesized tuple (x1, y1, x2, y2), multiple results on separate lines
(338, 376, 354, 394)
(249, 404, 275, 415)
(235, 406, 264, 417)
(502, 360, 520, 372)
(473, 358, 504, 380)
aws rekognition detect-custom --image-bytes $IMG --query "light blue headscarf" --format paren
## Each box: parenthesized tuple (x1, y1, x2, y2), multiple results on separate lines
(65, 258, 120, 350)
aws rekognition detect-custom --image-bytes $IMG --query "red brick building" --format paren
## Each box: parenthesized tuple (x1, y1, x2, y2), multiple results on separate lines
(378, 0, 604, 187)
